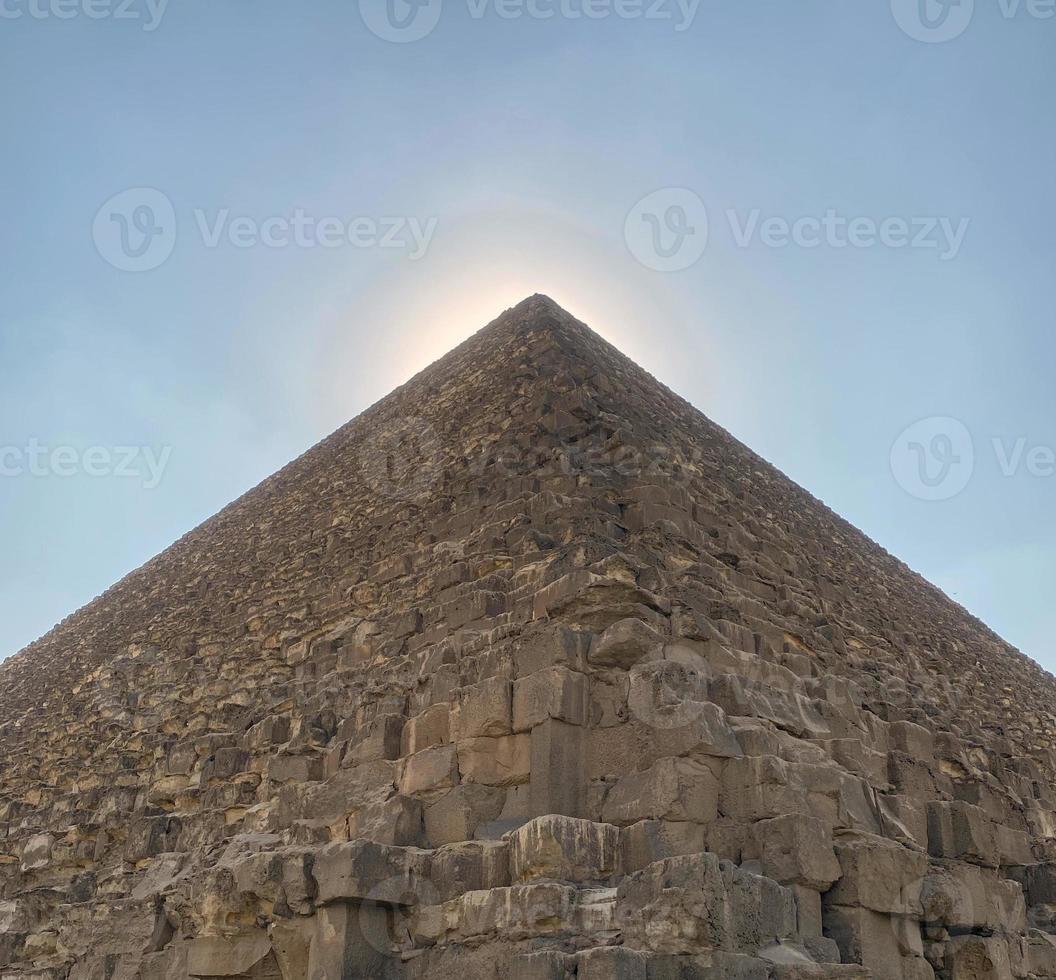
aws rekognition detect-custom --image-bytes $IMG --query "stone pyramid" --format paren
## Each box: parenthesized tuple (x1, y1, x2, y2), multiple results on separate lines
(2, 295, 1055, 980)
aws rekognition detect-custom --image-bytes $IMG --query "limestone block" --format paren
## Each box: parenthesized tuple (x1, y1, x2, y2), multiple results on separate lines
(889, 722, 935, 764)
(946, 935, 1012, 980)
(822, 905, 927, 980)
(825, 832, 928, 916)
(345, 714, 404, 766)
(276, 760, 397, 828)
(401, 704, 451, 756)
(619, 819, 707, 874)
(513, 625, 590, 677)
(643, 951, 771, 980)
(457, 734, 531, 787)
(747, 814, 841, 891)
(139, 943, 190, 980)
(312, 839, 430, 905)
(1027, 933, 1056, 978)
(510, 950, 572, 980)
(1022, 861, 1056, 904)
(508, 815, 619, 883)
(268, 753, 325, 785)
(710, 675, 829, 739)
(590, 618, 665, 669)
(530, 719, 586, 817)
(720, 756, 810, 821)
(885, 749, 936, 797)
(347, 794, 423, 847)
(513, 666, 588, 731)
(124, 817, 181, 862)
(304, 901, 394, 980)
(625, 662, 742, 758)
(19, 834, 54, 872)
(878, 794, 929, 849)
(927, 801, 998, 868)
(399, 745, 459, 799)
(187, 933, 271, 976)
(452, 676, 513, 739)
(791, 883, 824, 938)
(770, 967, 871, 980)
(268, 920, 311, 980)
(574, 946, 648, 980)
(821, 738, 890, 788)
(456, 882, 579, 940)
(424, 784, 505, 847)
(246, 715, 291, 750)
(602, 757, 718, 826)
(202, 747, 250, 784)
(617, 851, 796, 955)
(430, 839, 510, 901)
(919, 864, 1025, 933)
(993, 823, 1033, 867)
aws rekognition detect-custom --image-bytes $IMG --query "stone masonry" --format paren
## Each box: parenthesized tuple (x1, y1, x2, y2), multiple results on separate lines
(2, 295, 1056, 979)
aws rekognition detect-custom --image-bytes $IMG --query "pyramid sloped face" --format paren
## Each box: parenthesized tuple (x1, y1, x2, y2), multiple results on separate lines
(1, 295, 1053, 979)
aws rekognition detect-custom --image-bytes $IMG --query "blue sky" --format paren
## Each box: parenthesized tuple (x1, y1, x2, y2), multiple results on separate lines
(1, 0, 1054, 668)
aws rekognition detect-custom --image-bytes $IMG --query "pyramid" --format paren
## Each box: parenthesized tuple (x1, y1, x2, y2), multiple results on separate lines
(2, 295, 1055, 980)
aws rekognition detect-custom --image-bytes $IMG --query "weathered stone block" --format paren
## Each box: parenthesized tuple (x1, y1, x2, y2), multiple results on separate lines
(825, 832, 927, 916)
(822, 905, 925, 980)
(312, 839, 429, 905)
(575, 946, 648, 980)
(747, 815, 841, 891)
(458, 734, 531, 787)
(430, 839, 510, 901)
(19, 834, 54, 873)
(424, 783, 506, 847)
(508, 815, 619, 883)
(617, 851, 796, 955)
(399, 744, 459, 799)
(530, 719, 586, 817)
(401, 705, 451, 757)
(946, 935, 1012, 980)
(603, 758, 718, 826)
(513, 666, 588, 731)
(927, 801, 998, 867)
(620, 819, 707, 874)
(187, 932, 271, 976)
(590, 618, 665, 669)
(452, 676, 513, 739)
(720, 756, 809, 821)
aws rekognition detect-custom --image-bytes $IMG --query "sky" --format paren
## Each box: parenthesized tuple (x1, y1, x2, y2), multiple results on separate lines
(1, 0, 1054, 670)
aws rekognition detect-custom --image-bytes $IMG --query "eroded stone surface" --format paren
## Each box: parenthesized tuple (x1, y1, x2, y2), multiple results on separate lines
(0, 296, 1052, 979)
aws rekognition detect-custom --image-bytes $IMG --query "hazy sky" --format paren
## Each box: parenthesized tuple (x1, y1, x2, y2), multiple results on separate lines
(1, 1, 1054, 670)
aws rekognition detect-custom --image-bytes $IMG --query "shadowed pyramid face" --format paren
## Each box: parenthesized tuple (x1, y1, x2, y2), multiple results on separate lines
(0, 295, 1048, 980)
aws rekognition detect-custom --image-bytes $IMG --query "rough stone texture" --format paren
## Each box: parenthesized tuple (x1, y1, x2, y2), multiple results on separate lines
(0, 295, 1053, 979)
